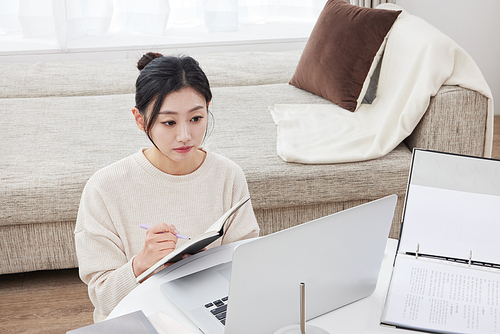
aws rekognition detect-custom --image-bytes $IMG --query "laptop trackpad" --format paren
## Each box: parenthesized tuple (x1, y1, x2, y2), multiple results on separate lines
(216, 263, 232, 281)
(190, 307, 224, 334)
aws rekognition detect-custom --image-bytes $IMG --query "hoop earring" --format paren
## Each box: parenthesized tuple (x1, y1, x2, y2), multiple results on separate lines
(202, 108, 215, 144)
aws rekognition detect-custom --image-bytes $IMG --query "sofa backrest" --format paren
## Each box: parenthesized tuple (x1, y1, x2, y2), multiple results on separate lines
(2, 59, 137, 99)
(1, 50, 302, 99)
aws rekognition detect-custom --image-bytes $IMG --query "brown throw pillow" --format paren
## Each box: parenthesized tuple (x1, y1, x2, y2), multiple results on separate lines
(290, 0, 401, 112)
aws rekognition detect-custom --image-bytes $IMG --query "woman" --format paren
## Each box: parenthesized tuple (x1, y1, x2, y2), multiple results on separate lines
(74, 53, 260, 322)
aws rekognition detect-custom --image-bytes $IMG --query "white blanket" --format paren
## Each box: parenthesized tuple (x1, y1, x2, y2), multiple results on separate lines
(270, 10, 493, 164)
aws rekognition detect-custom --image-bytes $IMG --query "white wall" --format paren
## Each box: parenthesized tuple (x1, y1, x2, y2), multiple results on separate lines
(396, 0, 500, 115)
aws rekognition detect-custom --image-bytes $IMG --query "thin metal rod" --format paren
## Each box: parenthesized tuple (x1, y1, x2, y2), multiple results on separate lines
(300, 282, 306, 334)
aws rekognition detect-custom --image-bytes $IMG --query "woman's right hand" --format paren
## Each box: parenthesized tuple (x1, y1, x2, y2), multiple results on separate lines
(132, 223, 179, 278)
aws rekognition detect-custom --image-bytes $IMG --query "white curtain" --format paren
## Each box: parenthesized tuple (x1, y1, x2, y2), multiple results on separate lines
(0, 0, 326, 51)
(349, 0, 396, 8)
(0, 1, 20, 34)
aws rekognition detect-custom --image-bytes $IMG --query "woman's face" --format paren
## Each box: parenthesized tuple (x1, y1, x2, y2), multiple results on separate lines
(134, 86, 208, 175)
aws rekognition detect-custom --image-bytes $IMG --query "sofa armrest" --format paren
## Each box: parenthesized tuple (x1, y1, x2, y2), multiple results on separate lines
(404, 85, 489, 157)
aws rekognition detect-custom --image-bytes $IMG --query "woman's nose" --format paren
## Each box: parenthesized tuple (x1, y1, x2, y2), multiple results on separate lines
(177, 123, 191, 142)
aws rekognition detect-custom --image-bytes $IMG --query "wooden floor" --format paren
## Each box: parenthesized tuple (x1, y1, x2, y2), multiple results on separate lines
(0, 269, 94, 333)
(1, 116, 500, 333)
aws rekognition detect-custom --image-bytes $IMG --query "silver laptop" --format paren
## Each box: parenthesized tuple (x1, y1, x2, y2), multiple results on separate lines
(161, 195, 397, 334)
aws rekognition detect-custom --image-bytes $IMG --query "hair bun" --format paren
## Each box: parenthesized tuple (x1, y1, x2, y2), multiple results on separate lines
(137, 52, 163, 71)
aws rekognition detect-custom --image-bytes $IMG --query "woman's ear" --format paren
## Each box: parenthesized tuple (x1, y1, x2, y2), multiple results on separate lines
(132, 107, 146, 132)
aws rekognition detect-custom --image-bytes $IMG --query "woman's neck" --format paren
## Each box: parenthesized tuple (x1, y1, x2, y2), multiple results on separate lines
(143, 147, 207, 176)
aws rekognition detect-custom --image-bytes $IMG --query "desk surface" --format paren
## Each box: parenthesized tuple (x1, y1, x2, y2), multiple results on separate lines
(109, 238, 413, 333)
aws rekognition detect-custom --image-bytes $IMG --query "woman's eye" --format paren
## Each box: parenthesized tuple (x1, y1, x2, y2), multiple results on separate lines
(162, 121, 175, 126)
(191, 116, 203, 123)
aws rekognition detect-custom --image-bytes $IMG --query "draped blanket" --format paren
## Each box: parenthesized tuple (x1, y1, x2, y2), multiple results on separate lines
(270, 10, 493, 164)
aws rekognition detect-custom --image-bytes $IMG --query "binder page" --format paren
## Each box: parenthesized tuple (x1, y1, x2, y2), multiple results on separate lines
(383, 255, 499, 334)
(399, 184, 500, 264)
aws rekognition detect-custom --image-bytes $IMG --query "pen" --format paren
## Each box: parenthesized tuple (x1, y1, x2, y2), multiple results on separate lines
(140, 224, 190, 239)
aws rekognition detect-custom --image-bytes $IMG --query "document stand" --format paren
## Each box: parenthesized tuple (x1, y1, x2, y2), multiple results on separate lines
(274, 283, 329, 334)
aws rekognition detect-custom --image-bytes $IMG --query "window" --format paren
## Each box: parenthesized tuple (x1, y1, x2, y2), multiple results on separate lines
(0, 0, 327, 57)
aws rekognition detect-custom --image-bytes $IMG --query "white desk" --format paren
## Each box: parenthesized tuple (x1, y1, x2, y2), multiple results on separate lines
(109, 238, 413, 333)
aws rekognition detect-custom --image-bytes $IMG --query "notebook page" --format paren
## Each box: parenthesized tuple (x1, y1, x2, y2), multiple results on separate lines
(399, 184, 500, 264)
(382, 255, 499, 334)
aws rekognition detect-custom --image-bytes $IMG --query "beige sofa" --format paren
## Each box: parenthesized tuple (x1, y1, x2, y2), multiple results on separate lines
(0, 49, 488, 275)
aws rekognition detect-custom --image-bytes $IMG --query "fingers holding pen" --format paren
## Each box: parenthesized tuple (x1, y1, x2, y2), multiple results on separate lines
(145, 223, 178, 250)
(134, 223, 180, 277)
(134, 223, 191, 278)
(140, 223, 189, 240)
(141, 223, 191, 253)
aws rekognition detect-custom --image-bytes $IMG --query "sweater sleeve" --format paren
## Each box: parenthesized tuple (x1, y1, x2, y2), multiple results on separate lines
(221, 164, 260, 244)
(74, 180, 139, 322)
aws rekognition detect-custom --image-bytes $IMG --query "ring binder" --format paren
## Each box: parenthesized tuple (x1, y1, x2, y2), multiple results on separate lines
(381, 149, 500, 334)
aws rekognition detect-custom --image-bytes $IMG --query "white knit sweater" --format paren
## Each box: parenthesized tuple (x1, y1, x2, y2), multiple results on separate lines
(75, 149, 260, 322)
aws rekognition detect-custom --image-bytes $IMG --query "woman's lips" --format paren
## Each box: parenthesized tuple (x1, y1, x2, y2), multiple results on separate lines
(174, 146, 193, 154)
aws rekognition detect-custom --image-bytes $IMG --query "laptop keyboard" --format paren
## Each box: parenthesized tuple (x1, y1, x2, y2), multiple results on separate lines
(204, 296, 229, 325)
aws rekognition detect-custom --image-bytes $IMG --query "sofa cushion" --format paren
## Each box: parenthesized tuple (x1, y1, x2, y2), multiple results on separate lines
(198, 51, 301, 88)
(2, 60, 138, 99)
(0, 83, 411, 228)
(0, 94, 150, 227)
(289, 0, 401, 112)
(0, 51, 301, 99)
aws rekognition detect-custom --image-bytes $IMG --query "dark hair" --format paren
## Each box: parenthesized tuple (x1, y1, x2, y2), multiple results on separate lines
(135, 52, 213, 143)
